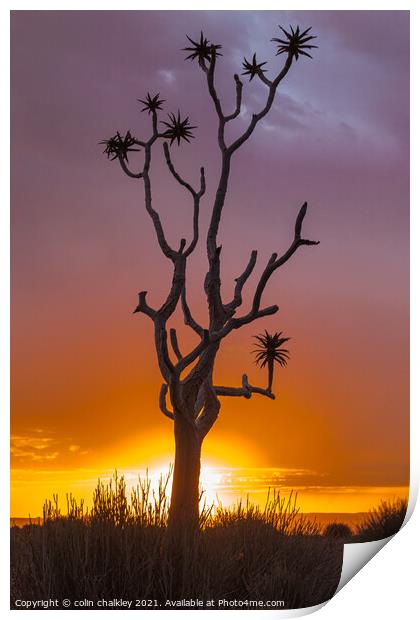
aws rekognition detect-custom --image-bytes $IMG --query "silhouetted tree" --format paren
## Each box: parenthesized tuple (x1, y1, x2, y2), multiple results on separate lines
(100, 25, 319, 533)
(253, 331, 290, 393)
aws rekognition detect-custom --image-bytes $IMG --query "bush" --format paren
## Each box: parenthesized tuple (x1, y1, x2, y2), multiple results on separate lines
(356, 498, 407, 542)
(323, 522, 353, 540)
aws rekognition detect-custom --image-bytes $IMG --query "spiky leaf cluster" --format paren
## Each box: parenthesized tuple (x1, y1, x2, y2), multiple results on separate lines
(183, 31, 222, 63)
(272, 25, 317, 60)
(253, 330, 290, 368)
(99, 131, 140, 161)
(137, 92, 165, 115)
(161, 111, 196, 146)
(241, 53, 267, 81)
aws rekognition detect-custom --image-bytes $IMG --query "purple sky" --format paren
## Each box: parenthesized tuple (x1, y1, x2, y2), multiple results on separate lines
(11, 11, 409, 488)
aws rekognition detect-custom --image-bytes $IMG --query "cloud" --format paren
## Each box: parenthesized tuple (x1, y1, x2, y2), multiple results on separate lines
(11, 433, 87, 464)
(157, 69, 176, 85)
(11, 434, 59, 462)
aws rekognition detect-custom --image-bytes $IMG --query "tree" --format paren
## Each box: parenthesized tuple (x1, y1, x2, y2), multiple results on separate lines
(253, 331, 290, 393)
(100, 24, 319, 533)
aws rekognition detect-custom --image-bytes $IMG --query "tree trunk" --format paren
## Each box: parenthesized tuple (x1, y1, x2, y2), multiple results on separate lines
(168, 413, 202, 534)
(267, 360, 274, 393)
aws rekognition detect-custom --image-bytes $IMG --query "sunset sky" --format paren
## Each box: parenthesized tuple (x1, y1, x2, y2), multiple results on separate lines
(11, 10, 409, 516)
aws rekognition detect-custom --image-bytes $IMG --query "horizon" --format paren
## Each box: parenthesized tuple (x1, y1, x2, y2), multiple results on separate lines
(11, 462, 409, 518)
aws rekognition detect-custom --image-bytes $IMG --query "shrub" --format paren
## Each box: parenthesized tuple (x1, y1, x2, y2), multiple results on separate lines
(323, 522, 353, 539)
(356, 498, 408, 542)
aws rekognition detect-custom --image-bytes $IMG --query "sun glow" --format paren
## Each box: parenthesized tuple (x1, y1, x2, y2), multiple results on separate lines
(143, 458, 227, 506)
(11, 429, 409, 518)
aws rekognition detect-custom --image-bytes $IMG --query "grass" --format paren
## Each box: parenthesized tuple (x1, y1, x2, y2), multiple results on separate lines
(10, 472, 407, 610)
(355, 498, 407, 542)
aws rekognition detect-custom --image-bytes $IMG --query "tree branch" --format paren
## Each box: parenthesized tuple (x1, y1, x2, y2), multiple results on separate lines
(204, 245, 226, 326)
(228, 51, 294, 154)
(143, 144, 177, 260)
(213, 202, 318, 340)
(155, 321, 175, 381)
(181, 285, 205, 337)
(163, 142, 198, 196)
(247, 202, 319, 317)
(170, 328, 183, 361)
(256, 68, 272, 88)
(224, 74, 243, 122)
(135, 256, 187, 383)
(158, 254, 186, 320)
(203, 52, 295, 331)
(215, 373, 275, 400)
(224, 249, 258, 315)
(201, 49, 226, 151)
(159, 384, 175, 420)
(162, 142, 206, 257)
(195, 380, 221, 439)
(118, 154, 143, 179)
(175, 329, 209, 375)
(133, 291, 157, 319)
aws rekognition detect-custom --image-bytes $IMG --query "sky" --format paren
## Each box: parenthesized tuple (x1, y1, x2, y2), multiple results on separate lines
(11, 10, 409, 516)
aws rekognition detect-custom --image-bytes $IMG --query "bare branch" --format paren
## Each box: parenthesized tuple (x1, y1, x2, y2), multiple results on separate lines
(118, 154, 143, 179)
(159, 384, 175, 420)
(145, 257, 187, 382)
(133, 291, 157, 319)
(204, 245, 226, 326)
(181, 286, 205, 336)
(184, 166, 205, 257)
(193, 383, 205, 418)
(295, 200, 308, 238)
(224, 249, 258, 315)
(170, 328, 183, 361)
(151, 109, 158, 136)
(206, 154, 231, 268)
(143, 145, 177, 260)
(204, 53, 294, 314)
(195, 381, 221, 439)
(133, 138, 147, 148)
(175, 330, 209, 375)
(224, 74, 243, 122)
(241, 202, 318, 319)
(155, 321, 175, 381)
(213, 202, 318, 340)
(163, 142, 206, 257)
(256, 69, 272, 88)
(163, 142, 198, 197)
(212, 304, 279, 342)
(215, 373, 275, 400)
(202, 49, 227, 151)
(228, 52, 294, 154)
(158, 254, 186, 320)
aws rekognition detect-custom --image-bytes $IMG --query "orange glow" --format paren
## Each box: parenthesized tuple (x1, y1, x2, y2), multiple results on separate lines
(11, 463, 408, 519)
(11, 428, 409, 518)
